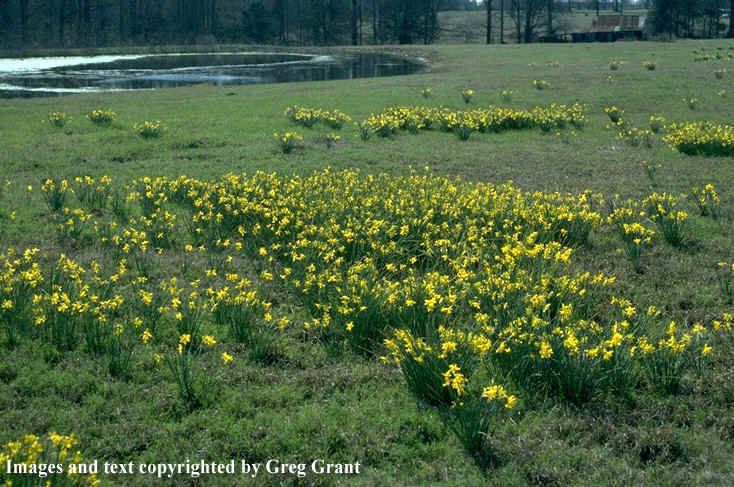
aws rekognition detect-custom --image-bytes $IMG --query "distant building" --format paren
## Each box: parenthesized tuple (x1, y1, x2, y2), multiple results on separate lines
(570, 14, 646, 42)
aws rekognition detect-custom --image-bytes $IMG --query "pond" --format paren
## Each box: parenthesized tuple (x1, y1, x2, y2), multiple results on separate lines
(0, 52, 426, 98)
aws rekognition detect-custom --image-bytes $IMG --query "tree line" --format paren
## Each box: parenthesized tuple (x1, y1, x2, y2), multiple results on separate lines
(0, 0, 460, 48)
(0, 0, 731, 49)
(649, 0, 734, 38)
(482, 0, 732, 44)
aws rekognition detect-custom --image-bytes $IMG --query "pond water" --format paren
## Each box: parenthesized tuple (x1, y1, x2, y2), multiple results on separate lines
(0, 52, 426, 98)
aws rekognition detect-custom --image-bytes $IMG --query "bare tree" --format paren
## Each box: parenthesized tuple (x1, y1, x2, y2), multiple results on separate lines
(372, 0, 378, 43)
(351, 0, 358, 44)
(56, 0, 69, 45)
(423, 0, 440, 44)
(508, 0, 547, 42)
(486, 0, 492, 43)
(20, 0, 30, 44)
(500, 0, 504, 42)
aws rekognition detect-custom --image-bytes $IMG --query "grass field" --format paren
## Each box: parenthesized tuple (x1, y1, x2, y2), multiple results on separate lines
(1, 40, 734, 486)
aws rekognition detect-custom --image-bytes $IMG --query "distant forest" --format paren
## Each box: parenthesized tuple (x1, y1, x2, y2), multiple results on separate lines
(0, 0, 478, 48)
(0, 0, 731, 49)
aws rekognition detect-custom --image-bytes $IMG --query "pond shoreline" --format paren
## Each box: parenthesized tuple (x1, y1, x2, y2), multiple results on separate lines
(0, 44, 435, 70)
(0, 48, 431, 99)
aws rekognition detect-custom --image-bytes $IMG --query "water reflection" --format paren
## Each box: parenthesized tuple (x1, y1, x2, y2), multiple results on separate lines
(0, 52, 425, 98)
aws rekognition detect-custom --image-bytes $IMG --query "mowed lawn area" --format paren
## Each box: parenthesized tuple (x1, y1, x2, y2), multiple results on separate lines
(1, 40, 733, 486)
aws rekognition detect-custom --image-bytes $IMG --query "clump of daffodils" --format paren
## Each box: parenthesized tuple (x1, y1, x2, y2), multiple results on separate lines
(0, 431, 100, 486)
(162, 332, 224, 408)
(325, 133, 341, 149)
(643, 192, 687, 247)
(47, 111, 70, 128)
(461, 88, 474, 104)
(86, 108, 116, 127)
(609, 60, 623, 71)
(357, 121, 373, 141)
(274, 131, 303, 154)
(620, 222, 655, 270)
(133, 120, 164, 138)
(383, 327, 515, 467)
(663, 121, 734, 157)
(445, 111, 478, 140)
(284, 105, 350, 129)
(358, 103, 586, 141)
(604, 106, 624, 124)
(499, 89, 515, 102)
(683, 97, 699, 110)
(284, 105, 322, 128)
(648, 115, 665, 134)
(617, 126, 654, 148)
(322, 109, 351, 130)
(691, 184, 721, 218)
(640, 160, 662, 182)
(40, 178, 73, 213)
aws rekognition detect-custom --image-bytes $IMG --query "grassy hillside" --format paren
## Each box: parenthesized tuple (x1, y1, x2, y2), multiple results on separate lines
(1, 40, 733, 486)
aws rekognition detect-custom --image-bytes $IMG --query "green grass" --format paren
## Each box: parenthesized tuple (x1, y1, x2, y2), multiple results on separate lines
(1, 40, 734, 486)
